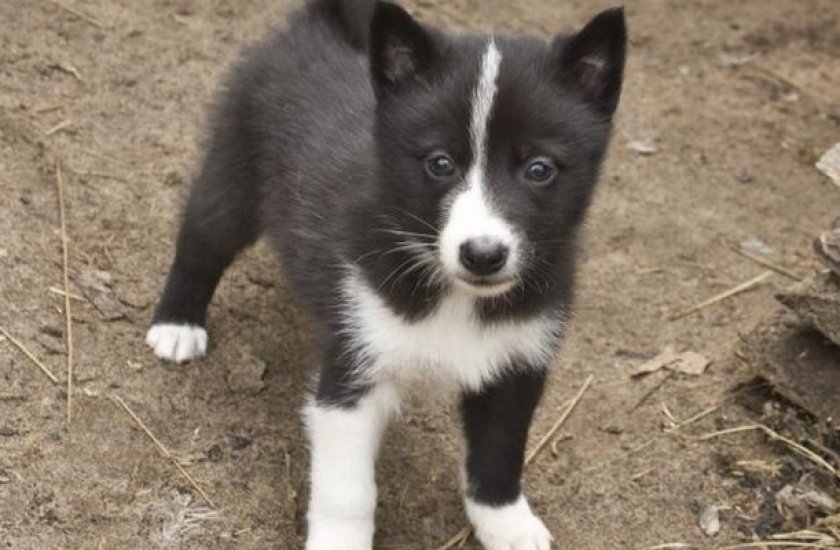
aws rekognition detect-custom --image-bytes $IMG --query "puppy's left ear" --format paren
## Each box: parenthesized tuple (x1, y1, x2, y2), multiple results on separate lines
(370, 2, 440, 99)
(553, 7, 627, 116)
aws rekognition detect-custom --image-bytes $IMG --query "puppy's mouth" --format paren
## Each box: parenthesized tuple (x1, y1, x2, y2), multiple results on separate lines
(453, 275, 517, 297)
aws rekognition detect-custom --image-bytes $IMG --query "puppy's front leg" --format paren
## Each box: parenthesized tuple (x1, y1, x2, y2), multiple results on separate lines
(305, 378, 398, 550)
(461, 367, 552, 550)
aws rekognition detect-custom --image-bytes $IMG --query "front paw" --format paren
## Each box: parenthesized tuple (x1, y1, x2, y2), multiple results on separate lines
(306, 517, 374, 550)
(145, 323, 207, 363)
(465, 495, 552, 550)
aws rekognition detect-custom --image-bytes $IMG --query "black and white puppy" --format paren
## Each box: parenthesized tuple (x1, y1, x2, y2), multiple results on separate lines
(146, 1, 626, 548)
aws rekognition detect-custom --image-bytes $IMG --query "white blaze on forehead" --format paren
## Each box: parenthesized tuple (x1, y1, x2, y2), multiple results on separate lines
(439, 40, 519, 285)
(469, 40, 502, 171)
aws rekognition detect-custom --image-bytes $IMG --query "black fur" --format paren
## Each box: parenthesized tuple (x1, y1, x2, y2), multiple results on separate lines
(462, 366, 547, 505)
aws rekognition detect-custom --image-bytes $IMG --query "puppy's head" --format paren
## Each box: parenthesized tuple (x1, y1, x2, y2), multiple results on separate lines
(368, 2, 626, 300)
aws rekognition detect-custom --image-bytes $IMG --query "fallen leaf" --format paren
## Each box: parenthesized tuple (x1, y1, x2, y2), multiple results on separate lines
(632, 346, 711, 377)
(673, 351, 711, 376)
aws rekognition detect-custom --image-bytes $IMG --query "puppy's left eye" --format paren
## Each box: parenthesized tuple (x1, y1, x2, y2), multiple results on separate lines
(524, 158, 558, 185)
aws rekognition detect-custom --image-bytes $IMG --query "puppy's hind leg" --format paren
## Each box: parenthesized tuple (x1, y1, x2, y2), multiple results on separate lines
(147, 135, 260, 363)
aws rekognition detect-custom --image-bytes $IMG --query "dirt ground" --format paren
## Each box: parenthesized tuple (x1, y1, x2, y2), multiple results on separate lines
(1, 0, 839, 548)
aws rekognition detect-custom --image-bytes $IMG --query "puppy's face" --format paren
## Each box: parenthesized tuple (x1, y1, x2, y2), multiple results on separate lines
(369, 3, 626, 301)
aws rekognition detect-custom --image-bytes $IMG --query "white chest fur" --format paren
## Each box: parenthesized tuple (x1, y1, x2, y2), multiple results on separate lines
(338, 269, 563, 393)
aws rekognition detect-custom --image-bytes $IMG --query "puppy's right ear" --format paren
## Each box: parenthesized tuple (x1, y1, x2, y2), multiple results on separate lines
(370, 2, 439, 98)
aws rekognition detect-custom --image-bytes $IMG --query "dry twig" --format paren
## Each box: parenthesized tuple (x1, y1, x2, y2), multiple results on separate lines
(45, 119, 74, 136)
(48, 286, 86, 302)
(110, 395, 216, 508)
(525, 375, 593, 465)
(729, 245, 803, 281)
(687, 424, 838, 480)
(669, 271, 773, 321)
(631, 370, 675, 411)
(0, 327, 59, 384)
(665, 402, 726, 433)
(55, 162, 74, 423)
(44, 0, 103, 27)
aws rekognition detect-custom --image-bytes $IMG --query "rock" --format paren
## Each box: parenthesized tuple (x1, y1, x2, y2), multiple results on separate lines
(740, 310, 840, 430)
(0, 468, 11, 484)
(70, 266, 127, 321)
(813, 217, 840, 276)
(776, 272, 840, 347)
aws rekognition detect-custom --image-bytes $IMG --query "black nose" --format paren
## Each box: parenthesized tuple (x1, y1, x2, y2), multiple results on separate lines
(459, 237, 509, 276)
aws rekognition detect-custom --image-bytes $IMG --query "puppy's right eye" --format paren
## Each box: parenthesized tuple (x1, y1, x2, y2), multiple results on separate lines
(425, 152, 457, 180)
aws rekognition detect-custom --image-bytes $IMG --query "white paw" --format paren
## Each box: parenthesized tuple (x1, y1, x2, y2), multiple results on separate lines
(466, 495, 552, 550)
(145, 323, 207, 363)
(306, 518, 373, 550)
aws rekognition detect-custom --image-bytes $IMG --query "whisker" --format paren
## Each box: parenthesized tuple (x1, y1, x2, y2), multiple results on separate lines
(397, 209, 441, 235)
(375, 228, 438, 241)
(390, 251, 435, 293)
(378, 256, 418, 290)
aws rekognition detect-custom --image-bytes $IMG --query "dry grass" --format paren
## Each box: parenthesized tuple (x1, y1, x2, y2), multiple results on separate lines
(0, 326, 60, 384)
(110, 395, 217, 508)
(55, 162, 75, 424)
(669, 271, 773, 321)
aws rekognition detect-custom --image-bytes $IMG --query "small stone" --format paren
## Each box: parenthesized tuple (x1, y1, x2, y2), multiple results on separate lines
(627, 139, 658, 156)
(816, 142, 840, 188)
(740, 237, 774, 256)
(0, 427, 20, 437)
(0, 468, 11, 484)
(698, 505, 721, 537)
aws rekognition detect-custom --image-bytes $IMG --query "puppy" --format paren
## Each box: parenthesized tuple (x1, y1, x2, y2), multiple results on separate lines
(146, 1, 626, 548)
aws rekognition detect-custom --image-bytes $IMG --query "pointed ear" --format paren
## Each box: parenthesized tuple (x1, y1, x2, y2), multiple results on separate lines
(553, 7, 627, 115)
(370, 2, 439, 98)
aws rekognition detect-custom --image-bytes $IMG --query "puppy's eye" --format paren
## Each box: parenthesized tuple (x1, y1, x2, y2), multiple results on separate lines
(524, 158, 558, 185)
(425, 152, 457, 179)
